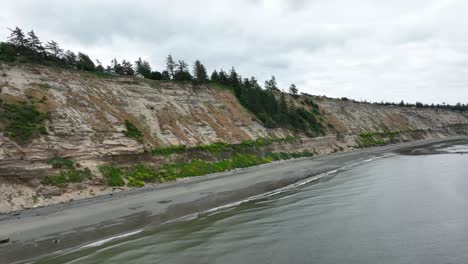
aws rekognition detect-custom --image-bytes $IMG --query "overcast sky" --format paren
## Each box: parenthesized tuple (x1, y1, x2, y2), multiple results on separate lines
(2, 0, 468, 104)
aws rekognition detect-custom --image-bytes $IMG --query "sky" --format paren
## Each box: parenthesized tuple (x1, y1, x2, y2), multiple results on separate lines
(2, 0, 468, 104)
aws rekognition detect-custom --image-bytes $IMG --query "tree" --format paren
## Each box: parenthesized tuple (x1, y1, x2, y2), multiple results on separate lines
(228, 67, 239, 86)
(265, 76, 279, 92)
(64, 50, 76, 67)
(45, 40, 63, 58)
(218, 69, 228, 84)
(192, 60, 208, 84)
(150, 71, 162, 80)
(210, 70, 219, 82)
(96, 59, 104, 73)
(26, 30, 44, 55)
(111, 58, 123, 74)
(289, 84, 298, 96)
(166, 54, 177, 79)
(7, 27, 27, 48)
(135, 57, 151, 78)
(76, 52, 95, 71)
(161, 70, 170, 80)
(173, 60, 192, 81)
(122, 60, 134, 75)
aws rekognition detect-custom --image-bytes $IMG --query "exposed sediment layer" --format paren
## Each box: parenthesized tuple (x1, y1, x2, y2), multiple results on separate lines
(1, 62, 468, 212)
(0, 138, 466, 264)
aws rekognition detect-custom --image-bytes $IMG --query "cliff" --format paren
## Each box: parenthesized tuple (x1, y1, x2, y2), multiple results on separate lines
(1, 62, 468, 211)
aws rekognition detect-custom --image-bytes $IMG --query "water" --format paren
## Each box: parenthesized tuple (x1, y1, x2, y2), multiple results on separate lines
(39, 147, 468, 264)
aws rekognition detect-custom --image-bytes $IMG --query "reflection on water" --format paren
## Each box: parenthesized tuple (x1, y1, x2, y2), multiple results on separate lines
(38, 151, 468, 264)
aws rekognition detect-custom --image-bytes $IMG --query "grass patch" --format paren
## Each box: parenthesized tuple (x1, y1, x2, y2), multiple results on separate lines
(123, 119, 143, 142)
(41, 167, 92, 186)
(151, 145, 187, 156)
(99, 165, 126, 186)
(0, 100, 48, 144)
(102, 150, 314, 188)
(357, 131, 401, 147)
(47, 156, 74, 169)
(152, 136, 299, 156)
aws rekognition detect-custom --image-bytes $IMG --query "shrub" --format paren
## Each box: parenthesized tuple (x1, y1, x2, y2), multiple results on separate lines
(41, 167, 92, 186)
(127, 177, 145, 188)
(47, 156, 74, 169)
(0, 101, 48, 144)
(99, 165, 125, 186)
(152, 145, 187, 156)
(123, 120, 143, 142)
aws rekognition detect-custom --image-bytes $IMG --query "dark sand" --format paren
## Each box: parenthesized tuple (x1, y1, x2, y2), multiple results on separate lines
(1, 137, 467, 263)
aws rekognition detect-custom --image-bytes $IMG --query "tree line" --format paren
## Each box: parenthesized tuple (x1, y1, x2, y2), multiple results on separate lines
(0, 27, 209, 84)
(1, 27, 467, 134)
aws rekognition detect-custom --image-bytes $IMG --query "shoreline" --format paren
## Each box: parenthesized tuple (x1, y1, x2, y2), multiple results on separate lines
(1, 137, 467, 263)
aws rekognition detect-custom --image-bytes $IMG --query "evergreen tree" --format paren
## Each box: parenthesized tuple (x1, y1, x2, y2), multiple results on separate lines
(64, 50, 76, 67)
(135, 57, 151, 78)
(192, 59, 208, 84)
(76, 52, 95, 71)
(265, 76, 279, 92)
(218, 69, 228, 84)
(45, 40, 63, 58)
(7, 27, 27, 48)
(173, 60, 192, 81)
(95, 59, 104, 73)
(111, 58, 123, 74)
(289, 83, 298, 96)
(161, 70, 170, 80)
(150, 71, 162, 80)
(26, 30, 44, 55)
(210, 70, 219, 82)
(122, 60, 134, 75)
(228, 67, 239, 86)
(166, 54, 176, 79)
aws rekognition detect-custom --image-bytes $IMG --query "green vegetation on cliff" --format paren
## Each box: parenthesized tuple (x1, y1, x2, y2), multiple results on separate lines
(42, 157, 93, 186)
(357, 131, 401, 147)
(0, 100, 48, 144)
(122, 119, 143, 142)
(100, 151, 313, 188)
(151, 136, 298, 156)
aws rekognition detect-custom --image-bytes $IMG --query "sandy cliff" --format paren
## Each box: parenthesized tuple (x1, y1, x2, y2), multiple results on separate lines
(1, 62, 467, 211)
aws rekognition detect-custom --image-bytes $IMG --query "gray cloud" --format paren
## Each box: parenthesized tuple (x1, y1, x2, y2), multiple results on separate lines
(2, 0, 468, 104)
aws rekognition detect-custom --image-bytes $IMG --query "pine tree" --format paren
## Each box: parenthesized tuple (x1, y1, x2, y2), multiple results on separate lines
(161, 70, 170, 80)
(7, 27, 27, 48)
(135, 57, 151, 78)
(218, 69, 228, 84)
(122, 60, 134, 75)
(173, 60, 192, 81)
(166, 54, 176, 79)
(192, 60, 208, 84)
(76, 52, 95, 71)
(45, 40, 63, 58)
(265, 76, 279, 92)
(26, 30, 44, 55)
(289, 83, 298, 96)
(228, 67, 239, 86)
(210, 70, 219, 82)
(96, 59, 104, 73)
(64, 50, 76, 67)
(111, 58, 123, 74)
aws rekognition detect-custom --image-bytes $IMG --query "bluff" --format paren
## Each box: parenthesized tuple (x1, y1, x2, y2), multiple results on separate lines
(1, 62, 467, 211)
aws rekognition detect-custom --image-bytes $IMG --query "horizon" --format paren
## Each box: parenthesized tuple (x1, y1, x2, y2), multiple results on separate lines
(2, 0, 468, 104)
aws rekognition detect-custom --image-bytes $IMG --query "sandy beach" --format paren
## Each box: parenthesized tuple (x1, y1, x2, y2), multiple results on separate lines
(1, 137, 466, 264)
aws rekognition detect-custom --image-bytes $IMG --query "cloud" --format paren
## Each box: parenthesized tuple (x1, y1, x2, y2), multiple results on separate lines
(1, 0, 468, 104)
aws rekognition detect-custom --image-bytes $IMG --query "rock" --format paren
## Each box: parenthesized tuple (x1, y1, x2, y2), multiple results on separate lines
(0, 236, 10, 244)
(37, 186, 63, 197)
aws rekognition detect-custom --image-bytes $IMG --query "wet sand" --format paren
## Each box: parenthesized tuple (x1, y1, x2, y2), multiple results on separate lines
(1, 137, 467, 263)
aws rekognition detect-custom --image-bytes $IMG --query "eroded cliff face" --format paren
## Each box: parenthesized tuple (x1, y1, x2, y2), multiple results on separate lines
(1, 63, 468, 212)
